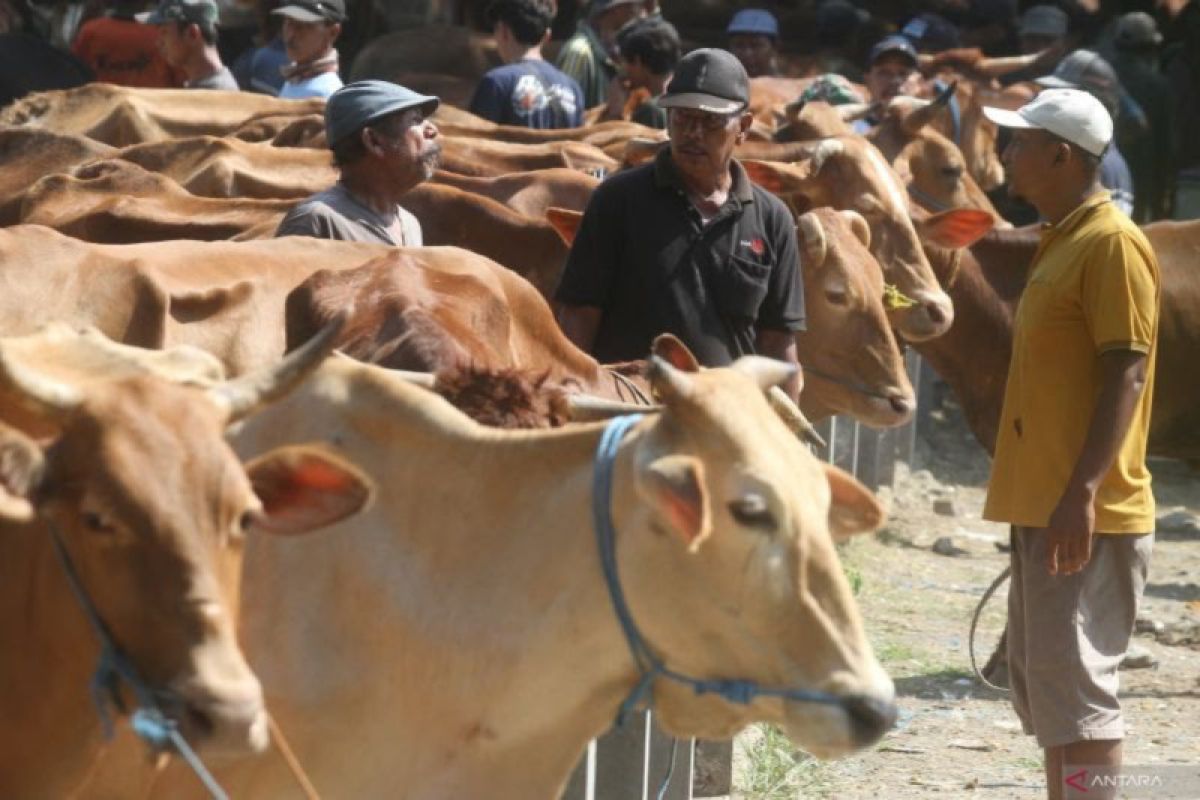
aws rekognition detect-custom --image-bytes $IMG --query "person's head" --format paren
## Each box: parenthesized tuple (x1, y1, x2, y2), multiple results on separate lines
(726, 8, 778, 78)
(864, 35, 918, 104)
(616, 16, 679, 87)
(1113, 11, 1162, 53)
(984, 88, 1110, 209)
(1035, 49, 1120, 118)
(272, 0, 345, 64)
(486, 0, 554, 59)
(658, 48, 753, 185)
(815, 0, 868, 48)
(901, 12, 960, 54)
(137, 0, 220, 64)
(326, 81, 442, 197)
(1017, 4, 1067, 54)
(588, 0, 642, 39)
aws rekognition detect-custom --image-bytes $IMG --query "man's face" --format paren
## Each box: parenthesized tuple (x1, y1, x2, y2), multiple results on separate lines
(667, 106, 750, 185)
(373, 106, 442, 190)
(157, 21, 191, 67)
(282, 17, 340, 63)
(729, 33, 776, 77)
(864, 53, 915, 103)
(596, 3, 641, 45)
(620, 55, 651, 90)
(1001, 127, 1060, 203)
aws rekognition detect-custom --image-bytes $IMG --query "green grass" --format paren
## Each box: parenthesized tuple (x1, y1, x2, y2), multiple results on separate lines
(843, 563, 864, 596)
(735, 724, 832, 799)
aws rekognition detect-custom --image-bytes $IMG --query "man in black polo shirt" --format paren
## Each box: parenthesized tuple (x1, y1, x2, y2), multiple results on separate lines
(555, 47, 805, 399)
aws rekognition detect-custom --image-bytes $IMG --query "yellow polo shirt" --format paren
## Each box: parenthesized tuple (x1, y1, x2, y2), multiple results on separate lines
(983, 192, 1159, 533)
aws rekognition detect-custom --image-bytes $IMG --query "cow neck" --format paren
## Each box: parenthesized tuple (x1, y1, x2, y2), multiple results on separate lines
(0, 520, 106, 796)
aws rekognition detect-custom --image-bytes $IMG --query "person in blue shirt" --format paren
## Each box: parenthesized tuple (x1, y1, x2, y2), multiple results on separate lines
(469, 0, 584, 129)
(272, 0, 344, 99)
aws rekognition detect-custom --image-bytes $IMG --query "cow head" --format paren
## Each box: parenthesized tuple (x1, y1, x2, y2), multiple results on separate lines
(617, 345, 894, 757)
(0, 325, 372, 758)
(795, 208, 915, 427)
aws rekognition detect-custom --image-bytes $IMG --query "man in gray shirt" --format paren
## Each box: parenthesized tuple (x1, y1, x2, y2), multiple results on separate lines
(137, 0, 239, 90)
(276, 80, 442, 246)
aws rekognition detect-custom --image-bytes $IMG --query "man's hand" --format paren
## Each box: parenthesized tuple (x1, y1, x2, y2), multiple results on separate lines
(1044, 485, 1096, 576)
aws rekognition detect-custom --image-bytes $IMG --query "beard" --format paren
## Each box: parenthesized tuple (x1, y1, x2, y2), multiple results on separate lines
(419, 143, 443, 178)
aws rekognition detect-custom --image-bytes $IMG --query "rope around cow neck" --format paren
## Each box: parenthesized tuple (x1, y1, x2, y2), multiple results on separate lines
(45, 521, 231, 800)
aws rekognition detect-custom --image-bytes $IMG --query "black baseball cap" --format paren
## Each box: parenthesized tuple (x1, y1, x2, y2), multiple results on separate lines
(902, 13, 960, 53)
(657, 48, 749, 115)
(136, 0, 219, 26)
(1036, 49, 1120, 115)
(272, 0, 346, 23)
(868, 35, 918, 68)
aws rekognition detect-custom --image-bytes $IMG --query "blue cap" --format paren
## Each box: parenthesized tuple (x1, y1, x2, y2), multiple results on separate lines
(325, 80, 439, 148)
(868, 34, 918, 67)
(727, 9, 779, 38)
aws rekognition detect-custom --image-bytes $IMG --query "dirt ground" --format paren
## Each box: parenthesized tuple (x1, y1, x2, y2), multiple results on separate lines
(730, 395, 1200, 799)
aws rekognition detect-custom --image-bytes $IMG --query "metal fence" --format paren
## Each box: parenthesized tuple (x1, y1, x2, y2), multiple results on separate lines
(560, 352, 929, 800)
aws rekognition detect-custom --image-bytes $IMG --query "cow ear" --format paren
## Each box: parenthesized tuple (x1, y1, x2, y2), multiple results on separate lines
(0, 423, 43, 524)
(650, 334, 700, 372)
(637, 454, 712, 551)
(917, 208, 995, 249)
(546, 207, 583, 247)
(245, 445, 374, 536)
(622, 137, 666, 167)
(741, 158, 814, 195)
(823, 464, 884, 541)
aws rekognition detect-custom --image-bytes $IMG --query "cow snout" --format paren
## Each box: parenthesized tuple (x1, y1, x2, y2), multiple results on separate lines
(841, 694, 897, 746)
(887, 393, 914, 416)
(172, 673, 269, 756)
(894, 289, 955, 341)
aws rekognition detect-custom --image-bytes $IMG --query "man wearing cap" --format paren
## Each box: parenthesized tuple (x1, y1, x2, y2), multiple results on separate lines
(555, 48, 805, 399)
(555, 0, 643, 109)
(469, 0, 583, 129)
(726, 8, 779, 78)
(812, 0, 869, 83)
(999, 4, 1068, 86)
(852, 35, 920, 134)
(901, 12, 960, 54)
(1110, 12, 1175, 221)
(982, 88, 1158, 800)
(276, 80, 440, 246)
(138, 0, 238, 90)
(272, 0, 344, 99)
(1036, 50, 1136, 217)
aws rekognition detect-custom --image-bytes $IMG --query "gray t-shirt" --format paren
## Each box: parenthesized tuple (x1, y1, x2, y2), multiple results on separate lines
(187, 66, 239, 91)
(274, 183, 423, 246)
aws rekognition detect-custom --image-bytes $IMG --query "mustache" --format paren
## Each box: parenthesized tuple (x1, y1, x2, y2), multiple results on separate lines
(420, 142, 443, 166)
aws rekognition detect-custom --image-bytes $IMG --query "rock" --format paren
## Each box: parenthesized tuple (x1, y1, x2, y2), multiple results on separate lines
(949, 739, 995, 752)
(1120, 643, 1159, 670)
(932, 536, 968, 556)
(1156, 509, 1200, 536)
(933, 497, 959, 516)
(1135, 617, 1164, 635)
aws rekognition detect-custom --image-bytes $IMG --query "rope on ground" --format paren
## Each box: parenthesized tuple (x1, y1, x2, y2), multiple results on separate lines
(969, 564, 1011, 692)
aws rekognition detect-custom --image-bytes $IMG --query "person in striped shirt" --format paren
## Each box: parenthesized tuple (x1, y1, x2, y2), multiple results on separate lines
(554, 0, 642, 109)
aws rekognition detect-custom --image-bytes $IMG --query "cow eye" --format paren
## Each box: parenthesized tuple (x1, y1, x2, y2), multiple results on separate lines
(729, 494, 776, 531)
(824, 287, 849, 306)
(238, 511, 262, 533)
(940, 165, 964, 179)
(81, 510, 115, 535)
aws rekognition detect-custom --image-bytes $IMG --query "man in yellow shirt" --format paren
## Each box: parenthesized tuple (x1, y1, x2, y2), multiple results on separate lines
(983, 88, 1159, 800)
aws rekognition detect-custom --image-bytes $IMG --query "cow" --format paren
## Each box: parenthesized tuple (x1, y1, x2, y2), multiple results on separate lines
(430, 167, 599, 216)
(0, 128, 115, 226)
(0, 84, 323, 146)
(544, 206, 916, 427)
(438, 136, 619, 178)
(0, 322, 372, 798)
(114, 343, 896, 799)
(916, 221, 1200, 460)
(432, 103, 661, 148)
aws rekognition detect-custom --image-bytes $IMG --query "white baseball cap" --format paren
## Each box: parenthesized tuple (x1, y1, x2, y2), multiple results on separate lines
(983, 88, 1112, 157)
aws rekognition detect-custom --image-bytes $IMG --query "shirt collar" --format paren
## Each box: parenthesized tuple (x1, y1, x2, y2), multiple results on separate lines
(1040, 190, 1111, 241)
(653, 148, 755, 204)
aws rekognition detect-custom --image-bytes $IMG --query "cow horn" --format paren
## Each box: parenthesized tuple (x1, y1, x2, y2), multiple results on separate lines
(731, 356, 797, 392)
(840, 209, 871, 248)
(766, 386, 826, 448)
(0, 348, 82, 420)
(975, 51, 1045, 78)
(835, 102, 874, 122)
(647, 355, 695, 402)
(388, 370, 437, 389)
(899, 94, 946, 136)
(566, 395, 662, 421)
(210, 312, 346, 423)
(797, 211, 827, 268)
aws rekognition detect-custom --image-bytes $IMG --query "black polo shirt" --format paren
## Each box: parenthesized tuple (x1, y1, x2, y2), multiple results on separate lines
(555, 148, 805, 365)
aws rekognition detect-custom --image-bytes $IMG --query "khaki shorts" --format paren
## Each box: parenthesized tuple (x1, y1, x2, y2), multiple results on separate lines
(1006, 526, 1153, 748)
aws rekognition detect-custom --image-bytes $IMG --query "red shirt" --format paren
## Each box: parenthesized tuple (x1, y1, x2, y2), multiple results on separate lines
(72, 16, 182, 88)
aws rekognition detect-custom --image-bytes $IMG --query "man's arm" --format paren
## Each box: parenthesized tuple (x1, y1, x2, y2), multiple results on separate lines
(1044, 349, 1149, 576)
(755, 328, 802, 402)
(557, 304, 603, 353)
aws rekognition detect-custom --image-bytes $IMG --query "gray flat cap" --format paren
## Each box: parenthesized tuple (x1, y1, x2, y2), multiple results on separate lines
(325, 80, 440, 147)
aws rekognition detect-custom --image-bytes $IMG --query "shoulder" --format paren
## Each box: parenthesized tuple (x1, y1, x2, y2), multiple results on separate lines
(557, 35, 594, 59)
(748, 183, 794, 227)
(593, 162, 655, 201)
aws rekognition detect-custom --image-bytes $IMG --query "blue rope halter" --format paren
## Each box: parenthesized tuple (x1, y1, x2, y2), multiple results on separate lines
(591, 415, 845, 728)
(46, 521, 231, 800)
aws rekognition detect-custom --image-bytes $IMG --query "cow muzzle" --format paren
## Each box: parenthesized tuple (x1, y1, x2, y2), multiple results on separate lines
(890, 288, 954, 341)
(781, 667, 896, 759)
(169, 663, 269, 757)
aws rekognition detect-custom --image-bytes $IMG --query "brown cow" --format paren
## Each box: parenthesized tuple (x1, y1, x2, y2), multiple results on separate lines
(0, 84, 323, 146)
(430, 168, 599, 216)
(0, 128, 116, 226)
(0, 323, 372, 797)
(438, 136, 618, 177)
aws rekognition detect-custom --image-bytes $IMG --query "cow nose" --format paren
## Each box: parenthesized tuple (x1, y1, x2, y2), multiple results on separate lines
(925, 300, 947, 326)
(887, 393, 914, 415)
(842, 694, 897, 746)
